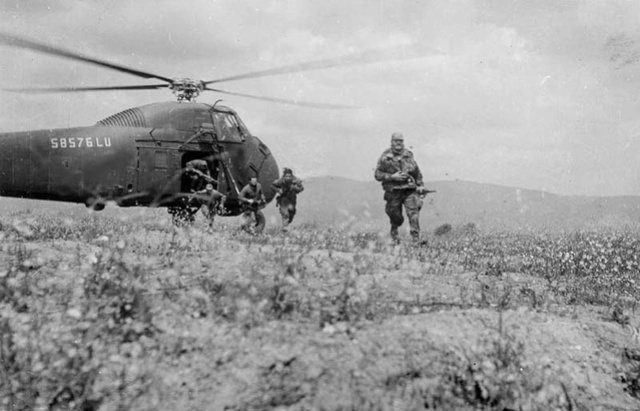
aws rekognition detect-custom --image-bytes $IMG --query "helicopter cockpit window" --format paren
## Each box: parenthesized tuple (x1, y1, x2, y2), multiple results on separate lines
(213, 112, 245, 143)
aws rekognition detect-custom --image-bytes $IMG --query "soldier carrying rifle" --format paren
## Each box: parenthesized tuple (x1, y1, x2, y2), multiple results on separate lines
(374, 132, 434, 244)
(271, 168, 304, 232)
(238, 177, 267, 234)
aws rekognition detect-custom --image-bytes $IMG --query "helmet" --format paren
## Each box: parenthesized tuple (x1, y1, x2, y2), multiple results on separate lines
(283, 167, 293, 175)
(205, 184, 213, 190)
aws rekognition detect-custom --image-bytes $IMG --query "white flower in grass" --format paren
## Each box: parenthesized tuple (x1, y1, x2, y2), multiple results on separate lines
(66, 308, 82, 319)
(12, 221, 34, 238)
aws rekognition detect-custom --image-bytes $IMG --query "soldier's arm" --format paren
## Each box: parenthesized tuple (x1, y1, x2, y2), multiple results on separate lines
(238, 186, 250, 201)
(211, 191, 224, 202)
(293, 179, 304, 193)
(271, 179, 282, 191)
(374, 157, 392, 182)
(190, 168, 212, 181)
(194, 170, 215, 183)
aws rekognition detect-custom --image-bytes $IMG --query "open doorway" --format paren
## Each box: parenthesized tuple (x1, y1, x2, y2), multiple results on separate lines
(181, 152, 220, 193)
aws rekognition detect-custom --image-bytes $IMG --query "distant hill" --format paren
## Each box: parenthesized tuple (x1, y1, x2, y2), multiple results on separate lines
(2, 177, 640, 235)
(263, 177, 640, 233)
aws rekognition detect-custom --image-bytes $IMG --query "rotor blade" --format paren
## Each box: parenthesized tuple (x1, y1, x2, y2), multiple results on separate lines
(205, 87, 358, 109)
(4, 84, 169, 93)
(204, 45, 443, 85)
(0, 32, 175, 83)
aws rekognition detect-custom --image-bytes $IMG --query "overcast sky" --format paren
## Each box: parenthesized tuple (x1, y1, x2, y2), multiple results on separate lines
(1, 0, 640, 196)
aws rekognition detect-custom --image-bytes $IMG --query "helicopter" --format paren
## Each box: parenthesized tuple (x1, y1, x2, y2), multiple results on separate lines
(0, 32, 365, 225)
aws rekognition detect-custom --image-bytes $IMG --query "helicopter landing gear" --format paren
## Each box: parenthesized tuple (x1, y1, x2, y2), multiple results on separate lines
(168, 204, 200, 226)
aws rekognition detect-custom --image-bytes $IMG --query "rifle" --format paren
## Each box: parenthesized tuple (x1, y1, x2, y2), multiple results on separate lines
(417, 187, 436, 198)
(395, 175, 436, 198)
(239, 197, 266, 210)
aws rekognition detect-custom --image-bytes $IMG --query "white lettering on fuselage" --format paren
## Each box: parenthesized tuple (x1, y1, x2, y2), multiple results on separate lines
(50, 137, 112, 149)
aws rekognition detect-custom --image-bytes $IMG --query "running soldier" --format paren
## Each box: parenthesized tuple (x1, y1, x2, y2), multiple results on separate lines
(271, 168, 304, 231)
(238, 177, 266, 234)
(192, 183, 225, 227)
(374, 132, 428, 243)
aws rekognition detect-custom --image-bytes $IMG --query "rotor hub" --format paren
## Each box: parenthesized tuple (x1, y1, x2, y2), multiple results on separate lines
(170, 78, 205, 102)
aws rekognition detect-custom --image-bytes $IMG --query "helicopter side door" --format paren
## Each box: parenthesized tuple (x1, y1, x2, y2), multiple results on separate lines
(135, 143, 181, 203)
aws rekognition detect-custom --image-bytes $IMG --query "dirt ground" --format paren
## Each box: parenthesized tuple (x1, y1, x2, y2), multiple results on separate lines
(5, 218, 640, 410)
(147, 265, 640, 410)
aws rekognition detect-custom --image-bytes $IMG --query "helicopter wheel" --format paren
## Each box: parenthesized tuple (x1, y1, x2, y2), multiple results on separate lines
(241, 209, 266, 234)
(168, 205, 199, 226)
(254, 210, 266, 234)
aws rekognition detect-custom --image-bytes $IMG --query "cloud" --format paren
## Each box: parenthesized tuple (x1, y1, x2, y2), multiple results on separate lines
(0, 0, 73, 14)
(2, 1, 640, 195)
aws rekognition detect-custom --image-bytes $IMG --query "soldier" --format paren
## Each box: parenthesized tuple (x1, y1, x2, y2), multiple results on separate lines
(186, 158, 209, 174)
(185, 158, 214, 192)
(374, 132, 428, 243)
(192, 183, 225, 227)
(238, 177, 266, 234)
(271, 168, 304, 231)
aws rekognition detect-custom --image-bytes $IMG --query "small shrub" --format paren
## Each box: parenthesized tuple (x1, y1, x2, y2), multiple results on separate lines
(622, 347, 640, 399)
(434, 223, 453, 237)
(387, 331, 571, 410)
(0, 241, 154, 411)
(462, 222, 478, 235)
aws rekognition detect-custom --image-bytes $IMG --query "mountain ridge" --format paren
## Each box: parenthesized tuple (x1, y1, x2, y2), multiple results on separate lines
(264, 176, 640, 233)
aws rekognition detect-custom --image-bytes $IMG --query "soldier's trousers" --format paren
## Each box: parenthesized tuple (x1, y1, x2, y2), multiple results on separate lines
(383, 189, 423, 239)
(241, 209, 266, 234)
(277, 196, 297, 227)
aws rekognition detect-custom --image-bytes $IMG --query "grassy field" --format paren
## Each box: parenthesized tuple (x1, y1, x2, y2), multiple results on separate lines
(2, 199, 640, 410)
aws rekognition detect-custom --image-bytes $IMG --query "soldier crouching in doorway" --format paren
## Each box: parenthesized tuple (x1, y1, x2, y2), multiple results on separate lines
(185, 158, 213, 192)
(374, 132, 428, 244)
(271, 168, 304, 232)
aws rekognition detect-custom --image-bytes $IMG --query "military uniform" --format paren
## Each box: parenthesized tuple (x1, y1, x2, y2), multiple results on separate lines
(194, 185, 225, 227)
(374, 147, 424, 241)
(271, 169, 304, 230)
(238, 181, 266, 234)
(186, 159, 209, 174)
(186, 159, 214, 192)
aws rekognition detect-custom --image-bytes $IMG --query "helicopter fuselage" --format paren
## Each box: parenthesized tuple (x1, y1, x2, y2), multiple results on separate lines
(0, 101, 279, 216)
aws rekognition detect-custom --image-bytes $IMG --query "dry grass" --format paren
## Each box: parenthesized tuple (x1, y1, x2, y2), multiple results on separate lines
(1, 202, 640, 410)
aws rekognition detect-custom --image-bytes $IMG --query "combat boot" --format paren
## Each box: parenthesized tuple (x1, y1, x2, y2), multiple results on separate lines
(412, 235, 428, 247)
(281, 216, 290, 232)
(390, 226, 400, 244)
